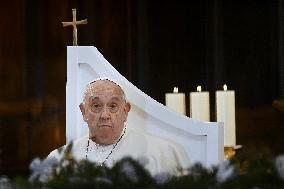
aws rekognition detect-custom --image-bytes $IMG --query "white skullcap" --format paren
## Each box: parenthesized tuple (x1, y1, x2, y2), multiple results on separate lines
(83, 77, 126, 102)
(88, 77, 124, 92)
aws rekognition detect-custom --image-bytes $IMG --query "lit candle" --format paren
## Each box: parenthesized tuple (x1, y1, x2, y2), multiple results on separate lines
(190, 86, 210, 121)
(216, 84, 236, 147)
(165, 87, 186, 115)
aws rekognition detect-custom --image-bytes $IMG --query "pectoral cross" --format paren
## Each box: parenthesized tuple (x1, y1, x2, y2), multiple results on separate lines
(62, 9, 87, 46)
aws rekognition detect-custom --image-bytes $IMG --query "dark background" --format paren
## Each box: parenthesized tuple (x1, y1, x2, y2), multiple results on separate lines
(0, 0, 283, 176)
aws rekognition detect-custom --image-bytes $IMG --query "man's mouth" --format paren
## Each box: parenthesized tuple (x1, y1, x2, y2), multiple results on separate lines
(98, 124, 112, 128)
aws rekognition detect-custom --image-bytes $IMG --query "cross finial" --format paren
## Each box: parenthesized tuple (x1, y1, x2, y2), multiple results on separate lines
(62, 9, 87, 46)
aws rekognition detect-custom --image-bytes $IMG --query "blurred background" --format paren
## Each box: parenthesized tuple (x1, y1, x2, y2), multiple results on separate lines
(0, 0, 283, 176)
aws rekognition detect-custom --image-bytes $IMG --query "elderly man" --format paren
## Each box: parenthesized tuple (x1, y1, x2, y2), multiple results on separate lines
(48, 78, 188, 176)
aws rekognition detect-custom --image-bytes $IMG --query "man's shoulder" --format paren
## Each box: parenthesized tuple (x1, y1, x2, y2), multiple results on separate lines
(47, 135, 89, 160)
(125, 129, 177, 152)
(125, 129, 189, 176)
(73, 135, 89, 147)
(143, 131, 176, 148)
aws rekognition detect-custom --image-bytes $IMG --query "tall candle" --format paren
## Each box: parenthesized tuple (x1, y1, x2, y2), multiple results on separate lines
(190, 86, 210, 121)
(216, 84, 236, 147)
(165, 87, 186, 115)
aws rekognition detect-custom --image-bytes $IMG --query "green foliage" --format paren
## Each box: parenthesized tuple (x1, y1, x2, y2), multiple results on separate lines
(5, 147, 284, 189)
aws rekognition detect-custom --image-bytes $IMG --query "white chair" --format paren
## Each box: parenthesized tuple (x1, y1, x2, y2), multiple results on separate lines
(66, 46, 224, 168)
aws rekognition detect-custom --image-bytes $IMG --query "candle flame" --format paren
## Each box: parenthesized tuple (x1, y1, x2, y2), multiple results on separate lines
(173, 87, 179, 93)
(223, 84, 228, 91)
(197, 86, 202, 92)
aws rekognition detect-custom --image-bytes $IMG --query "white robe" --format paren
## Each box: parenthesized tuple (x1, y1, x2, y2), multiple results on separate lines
(48, 127, 190, 176)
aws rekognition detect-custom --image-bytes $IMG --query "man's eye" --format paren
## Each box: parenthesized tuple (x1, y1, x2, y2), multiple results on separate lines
(93, 104, 101, 108)
(109, 103, 119, 112)
(92, 104, 102, 112)
(110, 104, 117, 108)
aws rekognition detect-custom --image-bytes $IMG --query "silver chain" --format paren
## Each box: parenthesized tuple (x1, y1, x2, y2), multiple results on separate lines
(85, 126, 126, 166)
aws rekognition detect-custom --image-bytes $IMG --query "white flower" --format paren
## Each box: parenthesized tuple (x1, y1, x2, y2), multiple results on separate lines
(154, 172, 171, 184)
(121, 160, 138, 182)
(29, 157, 58, 183)
(61, 159, 70, 167)
(216, 160, 235, 183)
(0, 176, 12, 189)
(275, 155, 284, 180)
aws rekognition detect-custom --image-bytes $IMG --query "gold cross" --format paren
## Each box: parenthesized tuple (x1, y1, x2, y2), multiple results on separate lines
(62, 9, 87, 46)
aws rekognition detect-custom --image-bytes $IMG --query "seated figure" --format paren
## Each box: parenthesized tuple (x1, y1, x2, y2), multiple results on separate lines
(48, 77, 189, 176)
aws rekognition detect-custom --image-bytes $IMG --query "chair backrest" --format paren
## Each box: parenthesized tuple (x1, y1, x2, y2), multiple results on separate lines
(66, 46, 224, 167)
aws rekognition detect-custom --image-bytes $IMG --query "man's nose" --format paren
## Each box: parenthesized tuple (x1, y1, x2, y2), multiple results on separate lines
(100, 106, 111, 119)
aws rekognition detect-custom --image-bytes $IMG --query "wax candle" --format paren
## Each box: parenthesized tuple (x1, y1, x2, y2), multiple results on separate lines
(165, 87, 186, 115)
(190, 86, 210, 121)
(216, 84, 236, 147)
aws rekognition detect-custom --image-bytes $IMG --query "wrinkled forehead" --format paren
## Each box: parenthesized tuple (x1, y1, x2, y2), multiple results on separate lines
(84, 80, 125, 101)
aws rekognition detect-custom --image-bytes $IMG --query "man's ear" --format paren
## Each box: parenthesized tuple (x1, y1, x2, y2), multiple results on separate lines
(79, 103, 88, 122)
(123, 102, 131, 122)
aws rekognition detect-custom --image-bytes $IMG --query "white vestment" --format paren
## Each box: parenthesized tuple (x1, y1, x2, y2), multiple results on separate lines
(48, 126, 190, 176)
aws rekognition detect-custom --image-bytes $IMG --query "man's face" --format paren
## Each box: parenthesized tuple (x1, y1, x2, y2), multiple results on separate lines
(80, 80, 131, 145)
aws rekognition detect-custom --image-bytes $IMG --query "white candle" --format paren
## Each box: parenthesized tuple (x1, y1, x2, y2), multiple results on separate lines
(190, 86, 210, 121)
(165, 87, 186, 115)
(216, 84, 236, 147)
